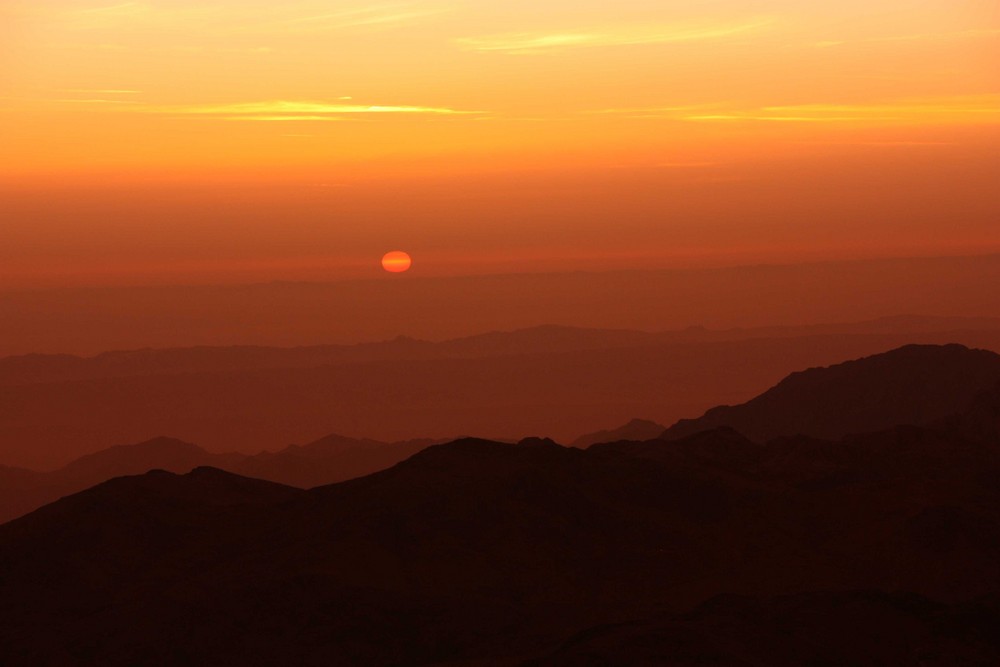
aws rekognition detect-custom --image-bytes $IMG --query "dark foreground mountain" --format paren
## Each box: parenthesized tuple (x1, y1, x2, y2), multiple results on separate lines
(2, 381, 1000, 665)
(664, 343, 1000, 442)
(0, 434, 440, 525)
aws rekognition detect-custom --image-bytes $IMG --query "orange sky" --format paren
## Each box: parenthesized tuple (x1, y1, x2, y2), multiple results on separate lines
(1, 0, 998, 287)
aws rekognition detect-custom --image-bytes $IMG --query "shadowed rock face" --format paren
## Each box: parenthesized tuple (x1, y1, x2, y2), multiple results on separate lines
(663, 344, 1000, 442)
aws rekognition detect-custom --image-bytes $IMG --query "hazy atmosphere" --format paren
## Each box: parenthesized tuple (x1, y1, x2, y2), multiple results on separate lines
(2, 2, 1000, 665)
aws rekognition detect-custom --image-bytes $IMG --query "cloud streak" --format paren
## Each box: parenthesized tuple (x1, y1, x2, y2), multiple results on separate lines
(456, 19, 773, 54)
(57, 89, 141, 94)
(162, 101, 482, 117)
(47, 99, 485, 120)
(812, 27, 1000, 48)
(591, 95, 1000, 125)
(28, 1, 443, 36)
(221, 115, 347, 122)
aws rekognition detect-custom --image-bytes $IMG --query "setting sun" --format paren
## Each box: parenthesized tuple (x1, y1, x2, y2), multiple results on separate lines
(381, 251, 412, 273)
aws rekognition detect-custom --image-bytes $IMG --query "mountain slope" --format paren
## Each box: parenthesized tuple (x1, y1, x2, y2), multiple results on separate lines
(664, 344, 1000, 441)
(0, 437, 227, 526)
(0, 434, 442, 525)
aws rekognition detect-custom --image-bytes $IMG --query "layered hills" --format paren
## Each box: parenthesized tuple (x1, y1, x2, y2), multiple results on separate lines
(0, 434, 438, 524)
(4, 315, 1000, 469)
(2, 343, 1000, 664)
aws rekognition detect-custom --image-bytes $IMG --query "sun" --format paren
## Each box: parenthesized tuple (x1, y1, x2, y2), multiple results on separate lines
(381, 251, 412, 273)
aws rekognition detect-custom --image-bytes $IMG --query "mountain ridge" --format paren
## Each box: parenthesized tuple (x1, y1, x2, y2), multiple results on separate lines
(0, 432, 446, 525)
(663, 343, 1000, 442)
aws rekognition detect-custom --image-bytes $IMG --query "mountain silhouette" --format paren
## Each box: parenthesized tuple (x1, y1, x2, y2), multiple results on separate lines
(0, 437, 227, 526)
(4, 316, 997, 387)
(5, 318, 1000, 469)
(229, 433, 441, 488)
(59, 436, 240, 479)
(0, 324, 667, 387)
(3, 383, 1000, 664)
(570, 417, 667, 448)
(663, 344, 1000, 442)
(4, 256, 1000, 358)
(0, 433, 444, 525)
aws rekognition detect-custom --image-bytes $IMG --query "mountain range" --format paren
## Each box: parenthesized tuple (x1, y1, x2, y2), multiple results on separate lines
(4, 255, 1000, 358)
(4, 315, 1000, 469)
(2, 342, 1000, 664)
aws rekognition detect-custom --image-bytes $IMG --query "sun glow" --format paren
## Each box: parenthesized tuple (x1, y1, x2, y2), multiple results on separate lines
(381, 251, 412, 273)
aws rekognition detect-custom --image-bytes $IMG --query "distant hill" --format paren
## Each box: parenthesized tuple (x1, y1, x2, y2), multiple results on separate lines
(0, 324, 658, 386)
(5, 317, 1000, 469)
(570, 418, 667, 448)
(4, 316, 999, 387)
(663, 344, 1000, 442)
(3, 254, 1000, 358)
(229, 434, 439, 489)
(57, 436, 242, 481)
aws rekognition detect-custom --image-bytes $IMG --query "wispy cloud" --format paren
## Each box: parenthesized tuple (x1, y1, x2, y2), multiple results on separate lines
(592, 95, 1000, 125)
(29, 2, 442, 37)
(812, 27, 1000, 48)
(56, 88, 141, 94)
(587, 104, 716, 117)
(44, 43, 275, 54)
(222, 115, 347, 122)
(456, 19, 773, 54)
(49, 98, 484, 120)
(53, 98, 144, 105)
(805, 140, 957, 147)
(164, 100, 481, 117)
(696, 97, 1000, 124)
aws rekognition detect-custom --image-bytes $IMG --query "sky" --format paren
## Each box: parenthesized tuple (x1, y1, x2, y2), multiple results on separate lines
(1, 0, 998, 287)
